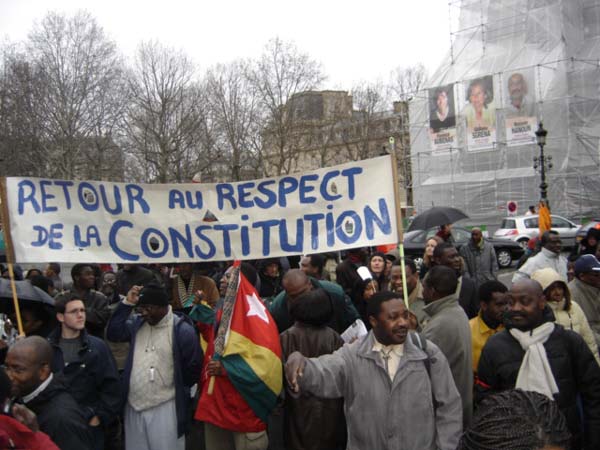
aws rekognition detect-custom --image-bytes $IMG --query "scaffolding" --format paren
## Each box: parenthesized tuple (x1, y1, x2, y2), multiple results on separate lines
(409, 0, 600, 227)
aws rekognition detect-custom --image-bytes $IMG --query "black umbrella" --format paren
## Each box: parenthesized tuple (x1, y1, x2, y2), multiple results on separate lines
(0, 278, 54, 314)
(408, 207, 469, 231)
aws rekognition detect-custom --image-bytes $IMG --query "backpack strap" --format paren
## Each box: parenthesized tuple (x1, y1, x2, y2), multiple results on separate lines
(410, 332, 431, 378)
(410, 332, 439, 410)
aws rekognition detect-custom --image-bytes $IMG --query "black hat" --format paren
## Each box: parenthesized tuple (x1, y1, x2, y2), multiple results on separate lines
(138, 283, 169, 306)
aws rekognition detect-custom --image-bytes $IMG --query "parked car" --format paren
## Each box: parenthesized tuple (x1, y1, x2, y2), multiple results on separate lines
(493, 214, 580, 249)
(403, 226, 524, 269)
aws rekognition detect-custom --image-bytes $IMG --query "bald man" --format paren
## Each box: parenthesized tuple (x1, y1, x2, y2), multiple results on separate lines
(476, 280, 600, 450)
(506, 73, 535, 117)
(267, 269, 359, 333)
(5, 337, 94, 450)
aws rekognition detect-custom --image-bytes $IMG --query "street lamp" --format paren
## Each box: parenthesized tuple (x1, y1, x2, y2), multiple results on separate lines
(534, 122, 552, 207)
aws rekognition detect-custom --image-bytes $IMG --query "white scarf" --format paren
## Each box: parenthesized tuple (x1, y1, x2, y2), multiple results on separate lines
(509, 322, 559, 399)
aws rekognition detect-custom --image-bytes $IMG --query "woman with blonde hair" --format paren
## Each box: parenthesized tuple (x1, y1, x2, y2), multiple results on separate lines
(420, 236, 444, 278)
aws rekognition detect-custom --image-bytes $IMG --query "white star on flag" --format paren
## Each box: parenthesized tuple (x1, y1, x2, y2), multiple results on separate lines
(246, 292, 269, 323)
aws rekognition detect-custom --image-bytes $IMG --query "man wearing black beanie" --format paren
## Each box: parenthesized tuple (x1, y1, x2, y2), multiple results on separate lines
(107, 282, 202, 450)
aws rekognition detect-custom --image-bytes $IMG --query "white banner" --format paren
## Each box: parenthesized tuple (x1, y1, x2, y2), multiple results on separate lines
(4, 156, 398, 263)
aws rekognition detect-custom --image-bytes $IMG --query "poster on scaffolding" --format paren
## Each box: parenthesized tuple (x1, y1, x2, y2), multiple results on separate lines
(504, 69, 537, 146)
(463, 75, 496, 151)
(429, 84, 457, 154)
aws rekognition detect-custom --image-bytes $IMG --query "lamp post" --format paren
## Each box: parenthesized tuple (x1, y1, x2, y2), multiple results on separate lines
(534, 122, 552, 208)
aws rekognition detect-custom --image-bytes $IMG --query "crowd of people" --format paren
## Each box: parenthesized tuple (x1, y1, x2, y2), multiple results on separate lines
(0, 225, 599, 450)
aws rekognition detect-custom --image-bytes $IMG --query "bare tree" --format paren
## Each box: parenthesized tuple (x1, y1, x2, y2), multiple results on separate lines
(389, 63, 428, 102)
(204, 60, 261, 181)
(344, 81, 388, 161)
(124, 41, 210, 183)
(26, 11, 126, 179)
(248, 38, 325, 176)
(0, 44, 47, 177)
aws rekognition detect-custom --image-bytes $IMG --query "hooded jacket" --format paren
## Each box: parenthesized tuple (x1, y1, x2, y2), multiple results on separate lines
(24, 375, 94, 450)
(531, 268, 600, 365)
(568, 277, 600, 348)
(422, 292, 474, 429)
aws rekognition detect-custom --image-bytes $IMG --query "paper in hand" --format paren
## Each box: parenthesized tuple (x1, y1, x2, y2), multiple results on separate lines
(341, 319, 368, 343)
(357, 266, 372, 281)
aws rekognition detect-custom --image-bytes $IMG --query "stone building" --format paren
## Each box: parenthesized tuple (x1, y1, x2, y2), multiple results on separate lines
(261, 90, 412, 206)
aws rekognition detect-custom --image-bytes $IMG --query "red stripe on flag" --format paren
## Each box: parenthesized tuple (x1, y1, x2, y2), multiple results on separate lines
(228, 271, 282, 357)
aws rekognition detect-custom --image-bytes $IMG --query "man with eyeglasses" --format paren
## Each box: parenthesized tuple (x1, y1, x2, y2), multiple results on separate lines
(512, 230, 568, 283)
(48, 292, 121, 450)
(107, 282, 201, 450)
(569, 254, 600, 348)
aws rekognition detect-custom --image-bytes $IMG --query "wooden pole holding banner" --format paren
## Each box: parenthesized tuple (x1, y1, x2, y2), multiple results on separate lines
(388, 138, 410, 309)
(0, 178, 25, 336)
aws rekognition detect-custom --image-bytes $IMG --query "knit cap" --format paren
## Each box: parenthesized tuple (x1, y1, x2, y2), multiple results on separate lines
(138, 283, 169, 306)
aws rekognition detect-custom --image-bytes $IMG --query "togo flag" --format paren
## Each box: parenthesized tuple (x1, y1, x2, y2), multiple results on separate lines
(219, 266, 283, 421)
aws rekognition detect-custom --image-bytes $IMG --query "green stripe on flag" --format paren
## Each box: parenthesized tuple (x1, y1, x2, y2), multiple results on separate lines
(189, 303, 215, 324)
(222, 331, 282, 395)
(221, 354, 280, 422)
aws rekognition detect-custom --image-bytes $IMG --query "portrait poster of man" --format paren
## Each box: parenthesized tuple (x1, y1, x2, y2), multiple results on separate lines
(463, 75, 496, 151)
(504, 69, 537, 146)
(429, 84, 457, 153)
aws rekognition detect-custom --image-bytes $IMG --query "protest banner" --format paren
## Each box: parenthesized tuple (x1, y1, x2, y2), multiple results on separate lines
(2, 156, 399, 263)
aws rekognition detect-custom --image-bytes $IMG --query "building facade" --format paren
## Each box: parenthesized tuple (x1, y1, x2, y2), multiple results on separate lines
(409, 0, 600, 226)
(261, 90, 412, 206)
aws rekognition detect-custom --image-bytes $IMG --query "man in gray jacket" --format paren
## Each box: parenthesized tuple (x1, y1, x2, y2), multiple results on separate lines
(422, 265, 473, 429)
(285, 291, 462, 450)
(512, 230, 567, 283)
(569, 254, 600, 347)
(460, 227, 498, 287)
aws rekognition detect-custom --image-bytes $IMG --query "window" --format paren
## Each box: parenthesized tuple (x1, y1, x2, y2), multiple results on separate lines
(524, 218, 538, 229)
(453, 228, 471, 244)
(501, 219, 516, 229)
(551, 216, 570, 228)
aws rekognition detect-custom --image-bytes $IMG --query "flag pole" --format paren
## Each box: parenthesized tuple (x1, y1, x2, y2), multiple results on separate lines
(0, 178, 24, 336)
(388, 138, 409, 309)
(208, 262, 240, 394)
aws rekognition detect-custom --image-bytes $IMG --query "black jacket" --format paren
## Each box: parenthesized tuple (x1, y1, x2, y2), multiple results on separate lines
(476, 316, 600, 450)
(24, 375, 94, 450)
(48, 328, 122, 426)
(458, 276, 479, 319)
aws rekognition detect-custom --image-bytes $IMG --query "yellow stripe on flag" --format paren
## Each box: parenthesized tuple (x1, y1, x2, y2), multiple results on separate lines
(223, 330, 282, 395)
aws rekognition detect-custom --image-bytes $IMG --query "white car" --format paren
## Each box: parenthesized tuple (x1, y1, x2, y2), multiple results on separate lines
(493, 214, 580, 249)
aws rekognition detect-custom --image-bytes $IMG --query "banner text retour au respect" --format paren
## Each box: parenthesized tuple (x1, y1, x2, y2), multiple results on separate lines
(6, 156, 399, 263)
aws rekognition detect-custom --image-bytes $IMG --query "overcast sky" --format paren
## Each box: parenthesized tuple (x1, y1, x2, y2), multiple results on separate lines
(0, 0, 457, 89)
